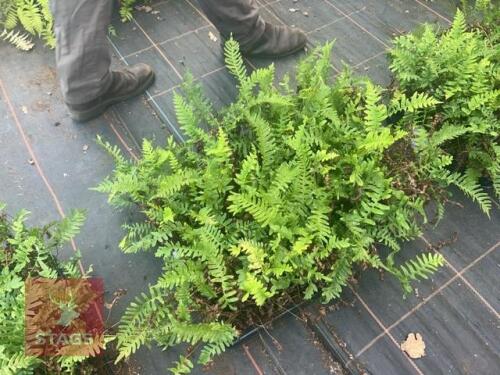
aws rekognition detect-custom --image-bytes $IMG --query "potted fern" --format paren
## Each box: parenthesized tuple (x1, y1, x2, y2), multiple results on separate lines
(0, 204, 101, 374)
(95, 40, 460, 373)
(389, 10, 499, 214)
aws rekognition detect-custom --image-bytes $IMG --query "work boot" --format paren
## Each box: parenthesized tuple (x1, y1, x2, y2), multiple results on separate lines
(66, 63, 155, 122)
(240, 23, 307, 58)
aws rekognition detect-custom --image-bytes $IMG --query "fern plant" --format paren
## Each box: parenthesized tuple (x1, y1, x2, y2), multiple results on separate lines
(118, 0, 153, 22)
(0, 204, 96, 374)
(389, 10, 499, 213)
(0, 0, 147, 49)
(1, 0, 55, 48)
(97, 40, 451, 373)
(460, 0, 500, 30)
(119, 0, 139, 22)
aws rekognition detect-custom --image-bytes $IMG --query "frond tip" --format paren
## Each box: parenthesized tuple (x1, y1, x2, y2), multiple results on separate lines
(395, 252, 445, 295)
(224, 36, 247, 84)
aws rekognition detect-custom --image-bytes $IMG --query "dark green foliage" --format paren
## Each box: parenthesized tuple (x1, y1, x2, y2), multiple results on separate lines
(0, 204, 89, 374)
(97, 40, 451, 373)
(390, 10, 499, 213)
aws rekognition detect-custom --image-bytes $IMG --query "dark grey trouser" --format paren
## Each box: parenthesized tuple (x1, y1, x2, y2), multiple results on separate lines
(51, 0, 265, 105)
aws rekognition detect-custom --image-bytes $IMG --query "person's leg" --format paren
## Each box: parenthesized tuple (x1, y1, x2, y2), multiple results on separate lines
(197, 0, 307, 57)
(51, 0, 155, 122)
(197, 0, 266, 49)
(51, 0, 113, 105)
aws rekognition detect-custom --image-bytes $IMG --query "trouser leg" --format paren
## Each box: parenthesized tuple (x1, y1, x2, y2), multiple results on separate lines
(51, 0, 113, 105)
(196, 0, 266, 48)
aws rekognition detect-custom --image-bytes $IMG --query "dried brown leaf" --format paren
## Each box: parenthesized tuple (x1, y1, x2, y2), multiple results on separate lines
(401, 332, 426, 359)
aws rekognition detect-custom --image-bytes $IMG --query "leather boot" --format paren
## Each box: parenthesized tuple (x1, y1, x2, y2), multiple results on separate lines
(240, 23, 307, 58)
(66, 63, 155, 122)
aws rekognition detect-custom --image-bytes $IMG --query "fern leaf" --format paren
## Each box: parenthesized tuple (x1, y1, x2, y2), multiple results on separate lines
(17, 0, 44, 35)
(51, 209, 86, 244)
(224, 37, 247, 84)
(453, 172, 492, 215)
(0, 28, 34, 51)
(430, 124, 471, 146)
(395, 252, 445, 295)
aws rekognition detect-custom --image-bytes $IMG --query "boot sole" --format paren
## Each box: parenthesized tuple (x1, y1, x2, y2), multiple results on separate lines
(242, 39, 308, 58)
(222, 34, 308, 59)
(244, 43, 307, 59)
(69, 72, 155, 123)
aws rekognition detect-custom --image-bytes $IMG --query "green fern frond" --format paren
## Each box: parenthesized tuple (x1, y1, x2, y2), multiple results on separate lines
(430, 124, 471, 146)
(363, 81, 387, 129)
(240, 273, 272, 306)
(453, 172, 492, 215)
(4, 4, 18, 29)
(17, 0, 44, 35)
(119, 0, 136, 22)
(390, 91, 440, 114)
(174, 92, 209, 144)
(169, 356, 193, 375)
(49, 209, 86, 244)
(224, 36, 247, 84)
(394, 252, 445, 295)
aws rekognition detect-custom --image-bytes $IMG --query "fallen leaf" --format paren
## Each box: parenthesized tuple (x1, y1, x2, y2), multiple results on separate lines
(208, 31, 218, 42)
(135, 5, 152, 13)
(401, 332, 426, 359)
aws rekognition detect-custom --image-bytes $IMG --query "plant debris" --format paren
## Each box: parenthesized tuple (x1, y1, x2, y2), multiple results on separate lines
(135, 5, 153, 13)
(208, 31, 218, 42)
